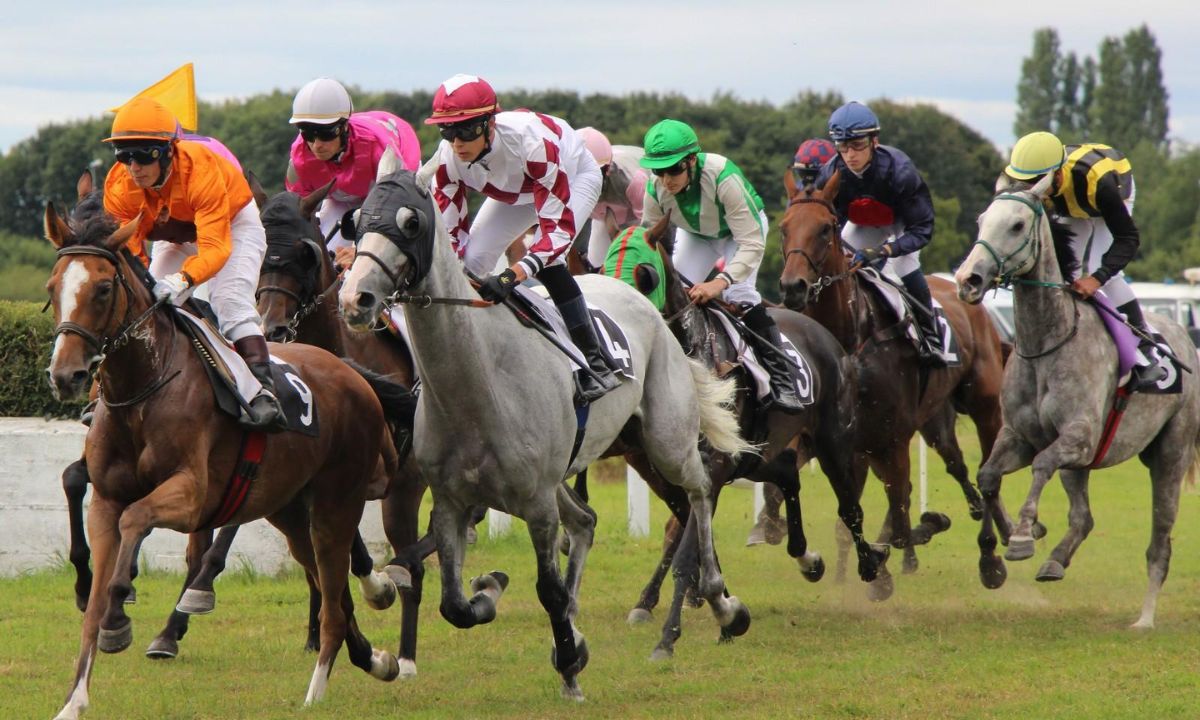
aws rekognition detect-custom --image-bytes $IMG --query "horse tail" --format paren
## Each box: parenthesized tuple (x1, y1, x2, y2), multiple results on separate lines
(342, 358, 417, 428)
(687, 358, 758, 458)
(1186, 437, 1200, 490)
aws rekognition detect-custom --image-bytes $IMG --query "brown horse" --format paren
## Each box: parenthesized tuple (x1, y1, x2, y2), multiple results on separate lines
(607, 216, 886, 653)
(778, 170, 1008, 588)
(45, 209, 407, 718)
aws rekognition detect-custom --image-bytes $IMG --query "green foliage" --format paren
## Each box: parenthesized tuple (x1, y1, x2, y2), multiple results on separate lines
(1015, 27, 1061, 137)
(0, 231, 56, 301)
(0, 300, 86, 418)
(1091, 25, 1169, 151)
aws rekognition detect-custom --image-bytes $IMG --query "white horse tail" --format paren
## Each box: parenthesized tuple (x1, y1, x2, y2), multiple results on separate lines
(687, 358, 758, 458)
(1186, 437, 1200, 490)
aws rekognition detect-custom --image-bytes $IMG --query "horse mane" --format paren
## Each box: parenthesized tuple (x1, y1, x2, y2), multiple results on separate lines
(71, 190, 107, 228)
(67, 213, 119, 249)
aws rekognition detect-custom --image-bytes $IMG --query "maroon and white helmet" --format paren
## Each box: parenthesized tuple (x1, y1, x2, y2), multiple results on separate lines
(425, 74, 501, 125)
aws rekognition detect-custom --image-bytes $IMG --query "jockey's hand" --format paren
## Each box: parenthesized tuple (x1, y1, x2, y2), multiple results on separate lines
(334, 246, 356, 271)
(478, 268, 519, 303)
(1070, 275, 1102, 299)
(852, 245, 889, 268)
(153, 272, 190, 304)
(687, 277, 730, 305)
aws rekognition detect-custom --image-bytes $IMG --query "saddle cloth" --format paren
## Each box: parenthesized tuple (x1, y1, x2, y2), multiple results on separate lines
(857, 269, 962, 367)
(708, 308, 815, 407)
(509, 284, 637, 380)
(1090, 293, 1181, 394)
(176, 307, 320, 435)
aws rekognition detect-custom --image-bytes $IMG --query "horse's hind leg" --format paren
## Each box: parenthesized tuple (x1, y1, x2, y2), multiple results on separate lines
(746, 482, 787, 546)
(1035, 468, 1094, 582)
(63, 457, 92, 612)
(1131, 435, 1189, 629)
(352, 530, 399, 611)
(556, 483, 597, 620)
(145, 530, 213, 659)
(627, 452, 691, 623)
(650, 512, 701, 661)
(526, 503, 589, 701)
(920, 410, 983, 521)
(380, 468, 426, 677)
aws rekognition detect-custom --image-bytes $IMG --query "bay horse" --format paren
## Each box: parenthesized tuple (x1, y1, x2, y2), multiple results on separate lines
(338, 153, 753, 700)
(612, 217, 886, 655)
(955, 174, 1200, 626)
(45, 210, 407, 719)
(778, 170, 1008, 591)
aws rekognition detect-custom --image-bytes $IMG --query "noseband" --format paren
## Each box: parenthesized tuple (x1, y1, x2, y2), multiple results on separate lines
(257, 236, 329, 342)
(971, 193, 1045, 287)
(783, 196, 854, 299)
(53, 245, 153, 355)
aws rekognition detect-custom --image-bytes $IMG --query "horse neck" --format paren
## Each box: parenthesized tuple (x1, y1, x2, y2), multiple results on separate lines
(96, 298, 178, 407)
(807, 257, 860, 350)
(1013, 214, 1075, 352)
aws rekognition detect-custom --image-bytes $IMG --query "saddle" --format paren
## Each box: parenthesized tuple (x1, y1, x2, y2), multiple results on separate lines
(856, 269, 961, 367)
(705, 306, 814, 408)
(1088, 293, 1180, 394)
(507, 284, 636, 381)
(173, 303, 320, 435)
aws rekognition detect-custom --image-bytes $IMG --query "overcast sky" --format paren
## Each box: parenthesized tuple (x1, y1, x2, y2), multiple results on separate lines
(3, 1, 1197, 154)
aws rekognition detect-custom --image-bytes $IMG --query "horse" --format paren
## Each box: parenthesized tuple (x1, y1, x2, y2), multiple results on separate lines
(44, 208, 409, 719)
(609, 216, 886, 655)
(955, 173, 1200, 626)
(337, 153, 754, 700)
(778, 170, 1009, 591)
(50, 171, 403, 664)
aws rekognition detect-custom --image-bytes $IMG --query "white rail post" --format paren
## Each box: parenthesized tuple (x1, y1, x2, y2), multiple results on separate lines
(752, 481, 764, 519)
(919, 437, 928, 514)
(487, 509, 512, 539)
(626, 463, 650, 537)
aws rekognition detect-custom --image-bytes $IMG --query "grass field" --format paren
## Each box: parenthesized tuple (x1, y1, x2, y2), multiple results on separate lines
(5, 429, 1200, 720)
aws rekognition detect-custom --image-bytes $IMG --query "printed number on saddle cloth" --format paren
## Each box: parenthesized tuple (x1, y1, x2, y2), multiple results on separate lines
(934, 305, 961, 365)
(284, 371, 315, 426)
(779, 338, 816, 405)
(588, 308, 635, 379)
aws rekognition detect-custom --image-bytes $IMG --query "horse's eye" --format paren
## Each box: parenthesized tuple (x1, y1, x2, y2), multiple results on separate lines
(94, 281, 113, 301)
(1012, 221, 1025, 234)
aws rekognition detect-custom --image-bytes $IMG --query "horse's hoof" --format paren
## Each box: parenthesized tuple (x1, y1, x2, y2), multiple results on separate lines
(1035, 559, 1065, 582)
(383, 564, 413, 591)
(470, 570, 509, 596)
(978, 555, 1008, 589)
(396, 658, 418, 679)
(799, 555, 825, 583)
(304, 636, 320, 653)
(560, 680, 586, 702)
(98, 620, 133, 654)
(1005, 537, 1036, 562)
(145, 635, 178, 659)
(369, 649, 400, 681)
(720, 598, 751, 638)
(745, 525, 767, 547)
(649, 645, 673, 662)
(124, 586, 137, 605)
(920, 511, 952, 534)
(627, 607, 653, 625)
(364, 572, 398, 611)
(763, 518, 786, 546)
(1031, 520, 1048, 540)
(466, 525, 478, 545)
(866, 572, 894, 602)
(75, 593, 88, 613)
(902, 552, 919, 574)
(550, 637, 589, 676)
(176, 588, 216, 615)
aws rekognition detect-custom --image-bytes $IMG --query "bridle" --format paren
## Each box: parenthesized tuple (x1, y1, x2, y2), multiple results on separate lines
(783, 195, 855, 300)
(256, 236, 329, 343)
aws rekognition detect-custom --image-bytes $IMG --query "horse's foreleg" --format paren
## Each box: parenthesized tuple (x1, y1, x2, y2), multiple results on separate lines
(145, 530, 214, 659)
(432, 499, 500, 628)
(679, 463, 748, 641)
(55, 497, 122, 720)
(62, 457, 92, 612)
(527, 506, 588, 701)
(627, 453, 691, 622)
(746, 481, 787, 546)
(651, 515, 698, 661)
(1036, 468, 1094, 582)
(765, 449, 824, 580)
(920, 414, 984, 521)
(975, 426, 1036, 580)
(381, 473, 426, 677)
(873, 447, 914, 549)
(176, 525, 239, 615)
(1007, 429, 1090, 560)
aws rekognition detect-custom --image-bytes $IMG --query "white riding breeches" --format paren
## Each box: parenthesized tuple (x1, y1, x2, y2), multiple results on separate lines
(148, 201, 267, 342)
(318, 197, 356, 253)
(1065, 179, 1137, 307)
(841, 221, 921, 279)
(672, 210, 770, 307)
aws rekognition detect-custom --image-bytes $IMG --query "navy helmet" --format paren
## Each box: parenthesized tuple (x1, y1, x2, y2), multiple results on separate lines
(828, 102, 881, 142)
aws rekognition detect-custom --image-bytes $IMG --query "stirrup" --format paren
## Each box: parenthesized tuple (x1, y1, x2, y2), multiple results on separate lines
(1128, 359, 1168, 391)
(240, 392, 288, 432)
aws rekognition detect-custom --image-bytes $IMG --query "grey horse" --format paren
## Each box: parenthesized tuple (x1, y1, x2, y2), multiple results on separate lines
(955, 172, 1200, 628)
(337, 151, 754, 699)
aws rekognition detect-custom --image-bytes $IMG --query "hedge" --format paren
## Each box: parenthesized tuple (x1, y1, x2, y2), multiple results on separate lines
(1, 300, 86, 418)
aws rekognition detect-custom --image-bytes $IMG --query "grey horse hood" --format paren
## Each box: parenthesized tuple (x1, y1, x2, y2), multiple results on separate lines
(356, 170, 438, 288)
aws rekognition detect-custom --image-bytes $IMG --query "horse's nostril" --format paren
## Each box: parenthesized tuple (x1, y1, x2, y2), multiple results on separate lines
(355, 292, 376, 310)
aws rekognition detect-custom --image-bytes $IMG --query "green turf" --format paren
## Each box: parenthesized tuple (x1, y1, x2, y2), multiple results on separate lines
(5, 434, 1200, 720)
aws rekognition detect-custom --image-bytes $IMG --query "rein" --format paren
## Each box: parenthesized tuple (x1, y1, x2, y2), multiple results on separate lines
(782, 195, 857, 301)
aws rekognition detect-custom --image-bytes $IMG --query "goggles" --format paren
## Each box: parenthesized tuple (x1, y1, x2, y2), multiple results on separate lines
(113, 144, 168, 166)
(298, 122, 345, 143)
(652, 159, 689, 177)
(438, 118, 488, 143)
(835, 137, 873, 153)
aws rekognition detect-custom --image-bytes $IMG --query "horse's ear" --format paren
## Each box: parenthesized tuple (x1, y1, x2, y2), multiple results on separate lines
(376, 146, 401, 182)
(245, 169, 269, 210)
(1030, 171, 1055, 199)
(415, 154, 439, 189)
(783, 168, 799, 201)
(645, 211, 672, 249)
(44, 202, 73, 249)
(299, 179, 335, 220)
(76, 170, 94, 201)
(820, 170, 841, 203)
(604, 207, 620, 240)
(105, 212, 141, 252)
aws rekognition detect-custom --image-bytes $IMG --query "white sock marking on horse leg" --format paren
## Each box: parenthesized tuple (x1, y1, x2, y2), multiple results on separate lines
(396, 657, 418, 679)
(304, 660, 331, 706)
(358, 570, 393, 605)
(55, 653, 92, 720)
(799, 550, 822, 571)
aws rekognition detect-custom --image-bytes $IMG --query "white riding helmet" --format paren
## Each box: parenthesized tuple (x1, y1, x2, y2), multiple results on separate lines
(290, 78, 354, 125)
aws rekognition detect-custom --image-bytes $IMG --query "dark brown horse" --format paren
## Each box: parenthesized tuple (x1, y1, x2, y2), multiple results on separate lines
(45, 209, 409, 718)
(610, 216, 886, 656)
(778, 171, 1008, 588)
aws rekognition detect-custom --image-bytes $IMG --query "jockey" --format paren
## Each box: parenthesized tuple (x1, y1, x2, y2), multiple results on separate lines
(285, 77, 421, 267)
(792, 138, 836, 189)
(424, 73, 619, 402)
(815, 101, 949, 367)
(640, 118, 804, 414)
(1007, 131, 1167, 389)
(577, 127, 649, 270)
(102, 97, 286, 431)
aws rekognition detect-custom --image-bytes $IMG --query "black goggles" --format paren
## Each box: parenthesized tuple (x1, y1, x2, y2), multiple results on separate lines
(438, 119, 488, 142)
(299, 123, 344, 142)
(652, 159, 689, 177)
(113, 144, 168, 166)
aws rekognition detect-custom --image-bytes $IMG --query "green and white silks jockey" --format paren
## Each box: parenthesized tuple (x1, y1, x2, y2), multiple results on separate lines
(601, 226, 667, 311)
(639, 118, 803, 414)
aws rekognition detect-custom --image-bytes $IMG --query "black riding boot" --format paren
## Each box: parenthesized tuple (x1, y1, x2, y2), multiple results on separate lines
(1117, 300, 1168, 390)
(900, 271, 947, 367)
(233, 336, 288, 432)
(743, 303, 805, 414)
(539, 265, 620, 403)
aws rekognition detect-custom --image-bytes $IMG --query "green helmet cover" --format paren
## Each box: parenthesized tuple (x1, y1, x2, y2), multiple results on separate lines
(640, 119, 700, 169)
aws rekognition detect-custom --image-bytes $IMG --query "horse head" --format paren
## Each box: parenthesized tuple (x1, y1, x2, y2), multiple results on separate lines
(339, 147, 439, 330)
(44, 204, 145, 400)
(778, 169, 844, 311)
(255, 176, 336, 342)
(955, 172, 1056, 304)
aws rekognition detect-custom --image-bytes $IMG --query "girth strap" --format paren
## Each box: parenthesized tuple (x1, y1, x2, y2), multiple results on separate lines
(200, 431, 268, 530)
